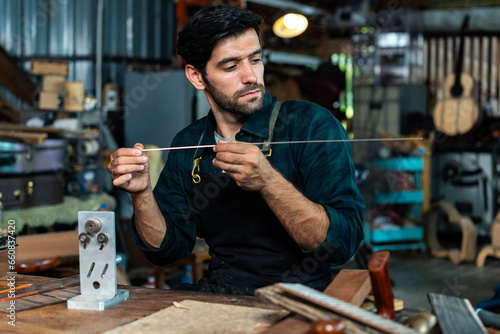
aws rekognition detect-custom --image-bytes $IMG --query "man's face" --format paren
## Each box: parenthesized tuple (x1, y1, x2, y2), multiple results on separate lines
(203, 29, 265, 116)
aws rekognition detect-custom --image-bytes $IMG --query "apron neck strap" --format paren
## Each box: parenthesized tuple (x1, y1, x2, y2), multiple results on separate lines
(193, 101, 282, 161)
(261, 101, 282, 157)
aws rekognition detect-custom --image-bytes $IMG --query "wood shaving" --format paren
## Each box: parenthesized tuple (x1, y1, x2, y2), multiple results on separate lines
(253, 323, 271, 330)
(173, 301, 191, 310)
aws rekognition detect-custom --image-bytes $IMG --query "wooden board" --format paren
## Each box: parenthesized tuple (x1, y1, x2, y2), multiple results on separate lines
(104, 299, 289, 334)
(257, 285, 383, 334)
(15, 231, 79, 264)
(30, 60, 69, 77)
(0, 131, 47, 144)
(0, 286, 79, 312)
(0, 242, 9, 276)
(0, 94, 20, 123)
(0, 123, 100, 137)
(428, 293, 488, 334)
(262, 269, 372, 334)
(0, 274, 282, 334)
(259, 315, 312, 334)
(269, 283, 418, 334)
(0, 123, 64, 134)
(324, 269, 372, 307)
(0, 47, 36, 105)
(15, 230, 79, 263)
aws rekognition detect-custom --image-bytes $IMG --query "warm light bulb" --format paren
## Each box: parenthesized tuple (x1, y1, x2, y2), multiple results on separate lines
(283, 13, 299, 30)
(272, 12, 308, 38)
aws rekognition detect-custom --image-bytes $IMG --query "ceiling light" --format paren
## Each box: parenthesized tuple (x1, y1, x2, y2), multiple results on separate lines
(273, 12, 308, 38)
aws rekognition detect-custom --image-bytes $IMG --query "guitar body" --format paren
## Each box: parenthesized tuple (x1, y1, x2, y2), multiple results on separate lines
(433, 15, 481, 137)
(442, 72, 474, 98)
(433, 94, 480, 136)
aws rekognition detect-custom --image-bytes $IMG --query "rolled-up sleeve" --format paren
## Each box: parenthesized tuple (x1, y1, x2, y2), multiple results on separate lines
(129, 136, 198, 266)
(289, 105, 365, 265)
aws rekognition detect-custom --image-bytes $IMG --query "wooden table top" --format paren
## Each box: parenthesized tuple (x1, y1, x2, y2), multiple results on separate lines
(0, 274, 280, 334)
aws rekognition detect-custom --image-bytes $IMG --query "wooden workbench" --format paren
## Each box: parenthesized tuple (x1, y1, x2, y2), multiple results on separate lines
(0, 275, 282, 334)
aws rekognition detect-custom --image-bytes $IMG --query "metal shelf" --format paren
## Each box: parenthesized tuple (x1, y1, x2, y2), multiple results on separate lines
(365, 157, 426, 252)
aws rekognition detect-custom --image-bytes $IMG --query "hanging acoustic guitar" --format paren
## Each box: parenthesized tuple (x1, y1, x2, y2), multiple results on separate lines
(433, 15, 480, 137)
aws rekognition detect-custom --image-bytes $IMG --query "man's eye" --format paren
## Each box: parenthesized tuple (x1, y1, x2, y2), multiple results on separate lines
(224, 65, 237, 71)
(251, 58, 262, 64)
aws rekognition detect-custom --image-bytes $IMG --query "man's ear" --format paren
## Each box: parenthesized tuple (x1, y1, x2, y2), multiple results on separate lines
(185, 65, 206, 90)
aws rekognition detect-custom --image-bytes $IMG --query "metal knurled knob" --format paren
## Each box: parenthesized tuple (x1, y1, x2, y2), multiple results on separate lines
(97, 232, 108, 244)
(85, 218, 102, 234)
(79, 233, 90, 244)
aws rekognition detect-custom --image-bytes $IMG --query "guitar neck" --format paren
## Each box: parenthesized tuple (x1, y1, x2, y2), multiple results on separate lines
(451, 15, 470, 97)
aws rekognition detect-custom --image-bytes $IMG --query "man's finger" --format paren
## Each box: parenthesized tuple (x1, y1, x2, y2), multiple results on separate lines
(111, 147, 143, 160)
(112, 155, 148, 167)
(113, 174, 132, 187)
(215, 152, 246, 165)
(114, 164, 145, 175)
(133, 143, 145, 150)
(212, 159, 242, 174)
(214, 141, 254, 153)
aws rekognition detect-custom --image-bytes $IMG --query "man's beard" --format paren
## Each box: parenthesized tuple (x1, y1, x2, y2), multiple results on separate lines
(205, 79, 265, 116)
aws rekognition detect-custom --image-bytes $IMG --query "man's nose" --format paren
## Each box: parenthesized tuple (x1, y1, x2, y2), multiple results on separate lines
(241, 61, 257, 83)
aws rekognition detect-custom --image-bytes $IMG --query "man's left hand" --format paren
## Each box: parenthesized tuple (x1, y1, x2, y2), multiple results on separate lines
(213, 141, 276, 192)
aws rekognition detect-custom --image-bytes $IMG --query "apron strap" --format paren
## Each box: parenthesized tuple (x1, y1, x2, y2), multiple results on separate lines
(191, 131, 205, 183)
(192, 101, 282, 182)
(261, 101, 282, 158)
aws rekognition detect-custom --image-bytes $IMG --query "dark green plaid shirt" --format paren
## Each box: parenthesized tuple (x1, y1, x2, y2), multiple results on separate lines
(131, 91, 365, 269)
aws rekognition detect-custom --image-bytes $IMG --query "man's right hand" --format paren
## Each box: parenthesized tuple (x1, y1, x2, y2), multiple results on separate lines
(108, 143, 150, 193)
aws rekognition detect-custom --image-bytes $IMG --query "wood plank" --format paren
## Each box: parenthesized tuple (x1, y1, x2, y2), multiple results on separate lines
(261, 269, 372, 334)
(0, 123, 93, 137)
(105, 299, 289, 334)
(260, 315, 311, 334)
(0, 131, 47, 144)
(323, 269, 372, 307)
(428, 293, 488, 334)
(0, 275, 280, 334)
(0, 123, 64, 134)
(256, 285, 380, 334)
(0, 95, 20, 123)
(0, 286, 80, 312)
(30, 60, 69, 77)
(16, 230, 79, 263)
(0, 237, 9, 275)
(0, 47, 36, 105)
(274, 284, 417, 334)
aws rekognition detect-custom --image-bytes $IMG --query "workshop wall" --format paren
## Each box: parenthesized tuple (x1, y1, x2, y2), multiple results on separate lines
(0, 0, 176, 109)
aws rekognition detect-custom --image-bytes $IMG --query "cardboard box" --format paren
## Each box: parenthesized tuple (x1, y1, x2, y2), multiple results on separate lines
(103, 82, 119, 108)
(42, 75, 65, 92)
(30, 60, 69, 77)
(63, 81, 84, 111)
(39, 91, 59, 110)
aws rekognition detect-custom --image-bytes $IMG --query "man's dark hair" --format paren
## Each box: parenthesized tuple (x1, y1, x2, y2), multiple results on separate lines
(176, 4, 262, 76)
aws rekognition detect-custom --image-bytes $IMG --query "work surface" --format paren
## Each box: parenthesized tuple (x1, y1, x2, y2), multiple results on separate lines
(0, 275, 282, 334)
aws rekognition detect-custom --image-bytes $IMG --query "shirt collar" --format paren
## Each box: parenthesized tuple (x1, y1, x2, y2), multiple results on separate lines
(240, 91, 277, 139)
(196, 91, 277, 158)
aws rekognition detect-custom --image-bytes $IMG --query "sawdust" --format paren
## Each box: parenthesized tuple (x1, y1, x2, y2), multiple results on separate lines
(104, 299, 289, 334)
(173, 301, 191, 310)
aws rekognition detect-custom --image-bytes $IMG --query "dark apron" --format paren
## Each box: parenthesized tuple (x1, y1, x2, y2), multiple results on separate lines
(176, 102, 332, 295)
